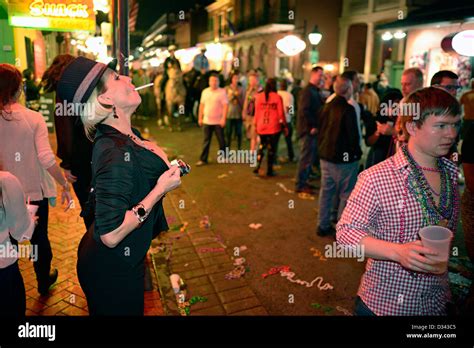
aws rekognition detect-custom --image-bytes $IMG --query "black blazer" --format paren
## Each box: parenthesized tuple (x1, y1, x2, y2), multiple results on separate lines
(296, 83, 323, 138)
(318, 95, 362, 164)
(88, 124, 168, 266)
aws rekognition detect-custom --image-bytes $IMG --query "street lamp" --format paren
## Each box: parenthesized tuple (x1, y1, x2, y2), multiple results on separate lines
(306, 24, 323, 65)
(308, 26, 322, 46)
(452, 30, 474, 57)
(276, 35, 306, 56)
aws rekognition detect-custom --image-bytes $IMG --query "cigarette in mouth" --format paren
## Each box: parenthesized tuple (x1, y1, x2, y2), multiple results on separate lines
(134, 83, 154, 91)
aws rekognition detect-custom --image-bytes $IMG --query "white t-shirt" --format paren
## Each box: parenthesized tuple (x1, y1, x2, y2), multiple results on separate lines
(277, 90, 294, 123)
(200, 87, 228, 125)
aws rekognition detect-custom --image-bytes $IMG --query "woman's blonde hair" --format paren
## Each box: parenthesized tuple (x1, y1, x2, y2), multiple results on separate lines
(81, 68, 114, 141)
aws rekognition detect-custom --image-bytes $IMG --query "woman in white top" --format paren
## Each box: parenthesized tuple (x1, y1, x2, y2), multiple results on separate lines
(0, 64, 73, 296)
(0, 171, 35, 316)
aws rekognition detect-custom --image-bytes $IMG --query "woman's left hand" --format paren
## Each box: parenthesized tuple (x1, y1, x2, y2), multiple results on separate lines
(61, 188, 74, 211)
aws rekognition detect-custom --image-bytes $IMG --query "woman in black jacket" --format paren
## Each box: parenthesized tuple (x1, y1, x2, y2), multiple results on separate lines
(58, 57, 181, 315)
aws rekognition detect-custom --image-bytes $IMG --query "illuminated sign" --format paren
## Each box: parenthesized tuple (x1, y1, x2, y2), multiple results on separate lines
(29, 0, 89, 18)
(8, 0, 96, 32)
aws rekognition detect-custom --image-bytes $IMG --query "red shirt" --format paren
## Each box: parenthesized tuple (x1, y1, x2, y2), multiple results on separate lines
(254, 91, 286, 135)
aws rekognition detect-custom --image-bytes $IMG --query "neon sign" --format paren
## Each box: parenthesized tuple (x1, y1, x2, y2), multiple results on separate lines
(8, 0, 95, 32)
(29, 0, 89, 19)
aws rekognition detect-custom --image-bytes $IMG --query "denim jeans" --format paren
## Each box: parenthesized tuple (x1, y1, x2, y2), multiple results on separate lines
(318, 159, 359, 230)
(225, 119, 243, 149)
(295, 135, 317, 190)
(355, 296, 376, 316)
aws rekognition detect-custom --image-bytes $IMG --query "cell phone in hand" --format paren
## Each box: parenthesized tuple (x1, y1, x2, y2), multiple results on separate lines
(170, 159, 191, 176)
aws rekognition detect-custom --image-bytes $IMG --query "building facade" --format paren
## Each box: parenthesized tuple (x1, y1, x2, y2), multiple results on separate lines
(338, 0, 439, 82)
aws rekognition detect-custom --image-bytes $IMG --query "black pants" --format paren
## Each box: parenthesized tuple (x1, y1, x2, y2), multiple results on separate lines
(0, 261, 26, 317)
(200, 125, 226, 162)
(226, 119, 243, 149)
(77, 227, 145, 316)
(30, 198, 53, 286)
(72, 172, 93, 230)
(257, 133, 280, 175)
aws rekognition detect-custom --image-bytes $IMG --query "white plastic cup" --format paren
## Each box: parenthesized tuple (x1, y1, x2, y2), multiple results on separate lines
(170, 274, 181, 294)
(419, 226, 453, 262)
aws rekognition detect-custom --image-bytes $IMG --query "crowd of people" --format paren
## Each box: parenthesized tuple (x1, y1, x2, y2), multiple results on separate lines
(1, 47, 473, 317)
(189, 62, 474, 316)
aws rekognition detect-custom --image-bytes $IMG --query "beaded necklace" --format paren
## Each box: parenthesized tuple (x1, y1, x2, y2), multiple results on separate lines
(401, 145, 454, 234)
(397, 145, 458, 278)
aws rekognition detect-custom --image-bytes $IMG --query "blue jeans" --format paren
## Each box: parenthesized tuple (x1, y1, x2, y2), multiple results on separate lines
(355, 296, 376, 316)
(295, 135, 317, 190)
(318, 159, 359, 230)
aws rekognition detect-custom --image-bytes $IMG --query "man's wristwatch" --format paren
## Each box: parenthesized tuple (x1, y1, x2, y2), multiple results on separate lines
(132, 203, 150, 223)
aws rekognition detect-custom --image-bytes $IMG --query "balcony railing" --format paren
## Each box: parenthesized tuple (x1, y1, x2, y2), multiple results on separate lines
(198, 30, 214, 43)
(374, 0, 400, 11)
(235, 9, 292, 32)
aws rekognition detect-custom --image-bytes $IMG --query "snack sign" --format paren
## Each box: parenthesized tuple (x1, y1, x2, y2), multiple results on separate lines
(8, 0, 96, 32)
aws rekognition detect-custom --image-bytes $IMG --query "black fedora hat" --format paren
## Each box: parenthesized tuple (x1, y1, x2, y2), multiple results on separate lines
(57, 57, 117, 105)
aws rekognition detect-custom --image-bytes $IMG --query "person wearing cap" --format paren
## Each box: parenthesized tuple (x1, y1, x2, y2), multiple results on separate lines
(193, 46, 209, 73)
(160, 45, 182, 97)
(58, 56, 181, 315)
(0, 64, 73, 296)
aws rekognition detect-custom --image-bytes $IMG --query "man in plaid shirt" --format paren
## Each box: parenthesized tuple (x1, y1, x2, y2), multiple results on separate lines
(337, 87, 461, 315)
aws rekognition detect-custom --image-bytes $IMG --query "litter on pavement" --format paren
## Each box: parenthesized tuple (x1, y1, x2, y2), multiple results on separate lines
(276, 182, 294, 194)
(262, 266, 334, 291)
(225, 265, 246, 280)
(249, 223, 262, 230)
(336, 306, 353, 316)
(199, 216, 211, 229)
(310, 247, 328, 261)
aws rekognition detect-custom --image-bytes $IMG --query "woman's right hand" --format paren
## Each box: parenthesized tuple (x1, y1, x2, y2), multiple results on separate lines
(156, 166, 181, 195)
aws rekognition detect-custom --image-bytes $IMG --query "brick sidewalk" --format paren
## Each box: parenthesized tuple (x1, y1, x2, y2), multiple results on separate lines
(151, 185, 268, 316)
(19, 134, 165, 316)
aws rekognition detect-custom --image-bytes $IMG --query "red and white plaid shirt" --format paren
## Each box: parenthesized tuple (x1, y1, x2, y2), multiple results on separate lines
(336, 148, 459, 316)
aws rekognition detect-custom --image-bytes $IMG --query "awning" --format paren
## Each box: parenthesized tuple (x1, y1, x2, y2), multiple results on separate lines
(219, 24, 295, 42)
(376, 0, 474, 31)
